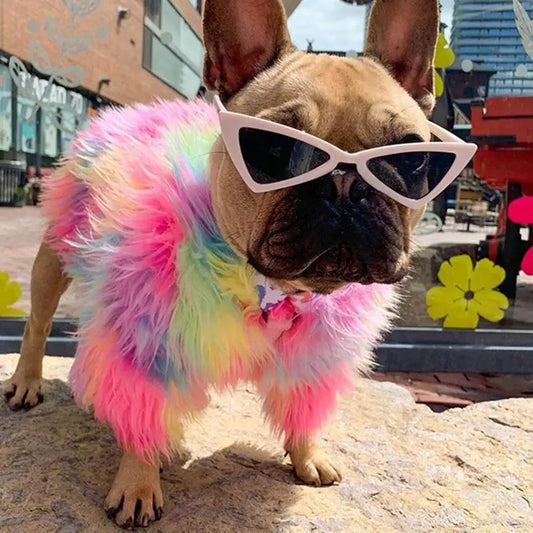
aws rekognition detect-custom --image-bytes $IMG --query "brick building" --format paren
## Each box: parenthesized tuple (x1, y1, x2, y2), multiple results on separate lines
(0, 0, 203, 169)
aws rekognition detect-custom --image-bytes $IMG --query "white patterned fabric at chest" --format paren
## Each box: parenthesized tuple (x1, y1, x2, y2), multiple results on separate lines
(255, 274, 289, 312)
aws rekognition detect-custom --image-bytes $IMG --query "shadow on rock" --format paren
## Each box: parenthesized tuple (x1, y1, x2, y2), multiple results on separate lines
(162, 442, 297, 532)
(0, 378, 297, 532)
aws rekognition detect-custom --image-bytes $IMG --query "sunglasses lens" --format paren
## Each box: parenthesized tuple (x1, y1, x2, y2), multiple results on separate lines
(238, 127, 330, 185)
(366, 151, 457, 200)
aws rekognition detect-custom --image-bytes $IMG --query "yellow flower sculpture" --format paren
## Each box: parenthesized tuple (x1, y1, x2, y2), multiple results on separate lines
(434, 32, 455, 97)
(426, 255, 509, 329)
(0, 271, 25, 317)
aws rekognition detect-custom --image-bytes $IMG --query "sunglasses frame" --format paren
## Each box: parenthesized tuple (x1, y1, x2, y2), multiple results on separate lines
(214, 96, 478, 210)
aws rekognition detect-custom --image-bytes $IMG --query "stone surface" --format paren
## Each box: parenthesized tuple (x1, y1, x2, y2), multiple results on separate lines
(1, 354, 532, 532)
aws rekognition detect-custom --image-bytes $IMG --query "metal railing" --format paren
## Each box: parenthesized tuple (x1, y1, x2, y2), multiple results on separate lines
(0, 162, 26, 207)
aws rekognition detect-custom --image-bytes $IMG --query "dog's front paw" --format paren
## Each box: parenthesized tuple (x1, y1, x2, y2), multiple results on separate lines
(289, 445, 342, 487)
(3, 373, 43, 411)
(104, 452, 164, 529)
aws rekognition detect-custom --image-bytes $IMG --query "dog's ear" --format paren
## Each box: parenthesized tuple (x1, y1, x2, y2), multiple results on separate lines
(202, 0, 294, 99)
(364, 0, 439, 114)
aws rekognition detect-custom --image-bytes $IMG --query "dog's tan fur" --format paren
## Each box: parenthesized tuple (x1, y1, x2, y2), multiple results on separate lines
(4, 0, 439, 527)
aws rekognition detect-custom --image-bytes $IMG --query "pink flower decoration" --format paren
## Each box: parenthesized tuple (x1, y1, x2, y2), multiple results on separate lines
(508, 196, 533, 275)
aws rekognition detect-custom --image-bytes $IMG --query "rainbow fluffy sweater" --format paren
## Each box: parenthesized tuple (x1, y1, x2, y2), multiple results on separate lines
(42, 98, 397, 461)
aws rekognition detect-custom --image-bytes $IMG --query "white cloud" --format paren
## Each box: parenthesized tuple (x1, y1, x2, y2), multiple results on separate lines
(288, 0, 368, 52)
(288, 0, 455, 52)
(441, 0, 455, 36)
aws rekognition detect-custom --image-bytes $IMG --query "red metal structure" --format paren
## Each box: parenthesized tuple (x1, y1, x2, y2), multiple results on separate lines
(471, 98, 533, 298)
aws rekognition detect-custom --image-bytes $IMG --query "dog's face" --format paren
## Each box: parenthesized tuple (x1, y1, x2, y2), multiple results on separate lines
(203, 0, 439, 293)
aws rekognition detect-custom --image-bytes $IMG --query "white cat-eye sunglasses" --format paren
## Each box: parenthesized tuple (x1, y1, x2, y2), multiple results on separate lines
(214, 95, 477, 210)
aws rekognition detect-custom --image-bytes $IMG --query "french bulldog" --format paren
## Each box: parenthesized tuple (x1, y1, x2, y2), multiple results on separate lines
(4, 0, 442, 527)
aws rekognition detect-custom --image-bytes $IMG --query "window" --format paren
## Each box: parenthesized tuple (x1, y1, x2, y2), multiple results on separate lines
(146, 29, 202, 99)
(143, 0, 203, 98)
(42, 109, 59, 158)
(0, 64, 12, 151)
(17, 96, 36, 154)
(145, 0, 161, 25)
(60, 110, 76, 153)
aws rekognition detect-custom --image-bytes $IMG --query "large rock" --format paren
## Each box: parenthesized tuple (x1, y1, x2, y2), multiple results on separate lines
(1, 354, 532, 532)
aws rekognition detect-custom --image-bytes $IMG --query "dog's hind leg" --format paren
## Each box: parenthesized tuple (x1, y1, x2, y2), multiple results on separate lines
(3, 241, 71, 410)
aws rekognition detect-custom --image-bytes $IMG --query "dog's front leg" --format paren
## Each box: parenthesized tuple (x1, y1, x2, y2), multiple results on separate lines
(259, 371, 348, 487)
(4, 241, 70, 409)
(104, 451, 164, 528)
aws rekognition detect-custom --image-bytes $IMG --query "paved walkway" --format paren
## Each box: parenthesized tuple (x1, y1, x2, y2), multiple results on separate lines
(0, 206, 78, 317)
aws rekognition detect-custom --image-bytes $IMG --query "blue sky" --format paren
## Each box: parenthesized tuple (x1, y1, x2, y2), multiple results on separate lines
(288, 0, 455, 52)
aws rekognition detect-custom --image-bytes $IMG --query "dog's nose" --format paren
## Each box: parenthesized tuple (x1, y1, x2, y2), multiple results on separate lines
(348, 176, 372, 203)
(316, 164, 371, 204)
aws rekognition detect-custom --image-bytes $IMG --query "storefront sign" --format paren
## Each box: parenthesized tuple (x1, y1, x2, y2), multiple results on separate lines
(17, 72, 84, 117)
(6, 0, 102, 135)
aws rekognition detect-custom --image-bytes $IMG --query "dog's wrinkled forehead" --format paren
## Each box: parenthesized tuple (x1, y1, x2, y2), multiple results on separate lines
(228, 53, 432, 153)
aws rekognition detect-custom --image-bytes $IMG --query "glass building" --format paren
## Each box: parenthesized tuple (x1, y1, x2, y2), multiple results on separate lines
(451, 0, 533, 95)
